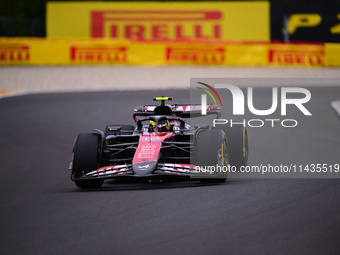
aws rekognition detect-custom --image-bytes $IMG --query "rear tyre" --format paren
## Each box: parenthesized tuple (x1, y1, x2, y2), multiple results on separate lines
(196, 129, 228, 183)
(72, 133, 104, 189)
(215, 125, 248, 171)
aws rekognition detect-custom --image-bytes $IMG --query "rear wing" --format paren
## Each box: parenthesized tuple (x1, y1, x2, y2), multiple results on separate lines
(133, 104, 222, 121)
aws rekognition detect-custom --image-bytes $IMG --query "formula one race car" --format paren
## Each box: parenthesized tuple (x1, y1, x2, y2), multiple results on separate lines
(69, 97, 248, 188)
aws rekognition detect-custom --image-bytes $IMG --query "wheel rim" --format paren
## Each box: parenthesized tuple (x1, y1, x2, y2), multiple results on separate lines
(243, 128, 248, 165)
(217, 140, 228, 177)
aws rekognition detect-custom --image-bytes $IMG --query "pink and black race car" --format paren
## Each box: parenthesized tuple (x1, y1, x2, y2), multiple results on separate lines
(69, 97, 248, 188)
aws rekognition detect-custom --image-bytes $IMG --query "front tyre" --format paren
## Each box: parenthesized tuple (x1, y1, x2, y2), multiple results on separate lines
(215, 125, 248, 171)
(72, 133, 104, 189)
(196, 129, 229, 183)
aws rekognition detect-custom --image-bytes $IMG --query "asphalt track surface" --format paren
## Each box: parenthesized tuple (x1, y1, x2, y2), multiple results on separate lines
(1, 88, 340, 255)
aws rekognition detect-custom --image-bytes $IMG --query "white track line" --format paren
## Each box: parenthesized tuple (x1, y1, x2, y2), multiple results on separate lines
(331, 101, 340, 117)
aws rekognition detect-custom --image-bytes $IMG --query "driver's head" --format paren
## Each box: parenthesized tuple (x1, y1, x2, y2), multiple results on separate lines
(158, 119, 170, 132)
(149, 121, 156, 132)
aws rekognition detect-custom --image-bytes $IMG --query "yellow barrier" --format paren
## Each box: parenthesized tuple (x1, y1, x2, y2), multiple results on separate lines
(0, 38, 338, 67)
(325, 43, 340, 66)
(47, 2, 270, 42)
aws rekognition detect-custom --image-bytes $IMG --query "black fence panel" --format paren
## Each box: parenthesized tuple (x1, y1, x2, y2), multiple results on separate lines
(0, 16, 45, 37)
(271, 2, 340, 43)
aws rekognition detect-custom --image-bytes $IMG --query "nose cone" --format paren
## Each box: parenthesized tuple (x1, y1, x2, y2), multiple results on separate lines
(133, 161, 157, 176)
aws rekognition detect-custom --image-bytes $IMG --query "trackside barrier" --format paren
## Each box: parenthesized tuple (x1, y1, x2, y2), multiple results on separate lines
(46, 2, 270, 42)
(325, 43, 340, 67)
(0, 38, 339, 67)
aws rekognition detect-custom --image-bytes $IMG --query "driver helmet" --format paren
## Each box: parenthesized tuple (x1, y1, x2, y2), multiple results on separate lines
(149, 121, 156, 132)
(158, 119, 170, 132)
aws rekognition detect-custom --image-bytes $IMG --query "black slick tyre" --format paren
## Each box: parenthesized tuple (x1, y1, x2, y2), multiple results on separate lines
(72, 133, 104, 189)
(196, 129, 228, 183)
(215, 125, 248, 171)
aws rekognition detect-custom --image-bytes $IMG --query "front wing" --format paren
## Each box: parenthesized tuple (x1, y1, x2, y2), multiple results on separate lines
(71, 163, 224, 181)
